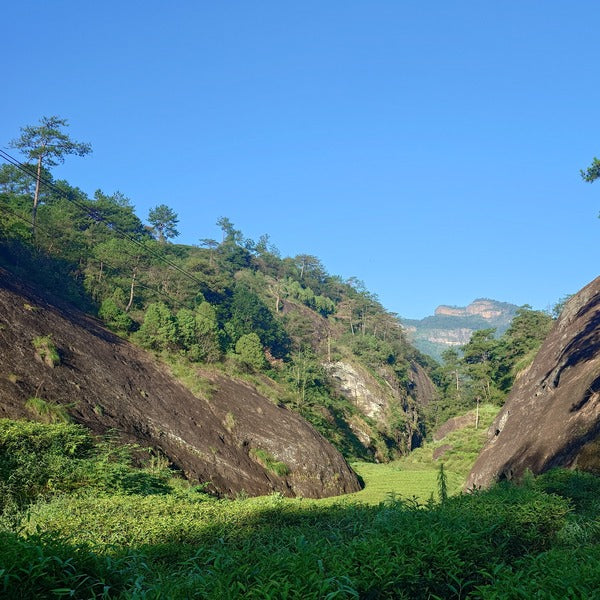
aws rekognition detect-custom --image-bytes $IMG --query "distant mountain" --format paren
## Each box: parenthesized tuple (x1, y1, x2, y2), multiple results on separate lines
(401, 299, 519, 362)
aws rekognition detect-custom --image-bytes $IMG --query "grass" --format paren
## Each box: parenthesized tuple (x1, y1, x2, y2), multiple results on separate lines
(24, 397, 72, 424)
(403, 403, 500, 478)
(317, 461, 462, 506)
(4, 479, 583, 599)
(164, 356, 217, 399)
(250, 447, 291, 476)
(31, 335, 60, 367)
(316, 404, 501, 506)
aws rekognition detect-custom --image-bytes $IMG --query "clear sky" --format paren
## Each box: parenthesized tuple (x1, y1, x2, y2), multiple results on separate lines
(2, 1, 600, 319)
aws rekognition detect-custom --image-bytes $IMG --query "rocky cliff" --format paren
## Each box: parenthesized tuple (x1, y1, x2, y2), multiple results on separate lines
(0, 269, 361, 498)
(402, 299, 518, 361)
(435, 299, 509, 320)
(466, 277, 600, 488)
(325, 360, 433, 459)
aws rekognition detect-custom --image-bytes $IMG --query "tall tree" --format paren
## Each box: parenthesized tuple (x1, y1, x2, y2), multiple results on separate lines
(9, 116, 92, 233)
(148, 204, 179, 243)
(461, 328, 499, 403)
(216, 216, 242, 244)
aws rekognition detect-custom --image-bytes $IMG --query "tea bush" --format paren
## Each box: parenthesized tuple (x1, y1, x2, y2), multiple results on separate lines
(12, 483, 571, 599)
(1, 419, 598, 599)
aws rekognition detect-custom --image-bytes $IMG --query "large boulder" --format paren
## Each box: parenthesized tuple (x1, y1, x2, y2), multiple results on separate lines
(0, 269, 361, 498)
(466, 277, 600, 489)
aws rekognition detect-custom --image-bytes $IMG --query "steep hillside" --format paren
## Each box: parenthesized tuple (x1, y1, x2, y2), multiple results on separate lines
(402, 299, 518, 361)
(0, 269, 361, 498)
(0, 168, 439, 463)
(467, 276, 600, 488)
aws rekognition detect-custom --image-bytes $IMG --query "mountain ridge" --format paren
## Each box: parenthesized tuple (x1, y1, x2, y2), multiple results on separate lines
(401, 298, 519, 361)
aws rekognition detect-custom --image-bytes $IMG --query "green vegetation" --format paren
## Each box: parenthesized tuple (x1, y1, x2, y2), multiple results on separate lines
(581, 156, 600, 183)
(148, 203, 179, 243)
(321, 462, 463, 506)
(0, 420, 171, 514)
(2, 425, 599, 598)
(1, 118, 438, 461)
(331, 402, 499, 507)
(407, 404, 500, 478)
(249, 448, 291, 476)
(430, 308, 553, 426)
(24, 397, 71, 424)
(1, 118, 578, 596)
(3, 116, 556, 465)
(8, 115, 91, 234)
(2, 420, 599, 599)
(32, 335, 60, 367)
(401, 299, 519, 362)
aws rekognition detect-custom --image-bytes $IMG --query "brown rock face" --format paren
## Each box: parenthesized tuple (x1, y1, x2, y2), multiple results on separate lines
(0, 270, 360, 498)
(433, 413, 477, 442)
(434, 300, 504, 320)
(466, 277, 600, 489)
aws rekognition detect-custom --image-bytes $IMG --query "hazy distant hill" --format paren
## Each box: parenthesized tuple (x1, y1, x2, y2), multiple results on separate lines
(401, 299, 519, 362)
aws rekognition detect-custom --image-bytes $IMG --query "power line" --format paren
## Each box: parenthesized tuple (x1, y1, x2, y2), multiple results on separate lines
(0, 202, 193, 311)
(0, 148, 207, 289)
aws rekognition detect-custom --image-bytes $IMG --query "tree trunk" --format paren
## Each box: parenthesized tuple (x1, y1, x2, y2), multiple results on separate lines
(32, 155, 42, 238)
(125, 267, 137, 312)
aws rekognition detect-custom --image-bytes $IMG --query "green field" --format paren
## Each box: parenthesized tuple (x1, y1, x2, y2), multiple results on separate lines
(317, 461, 460, 506)
(320, 403, 499, 506)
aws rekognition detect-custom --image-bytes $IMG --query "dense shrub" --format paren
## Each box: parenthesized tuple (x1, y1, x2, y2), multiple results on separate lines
(0, 420, 92, 511)
(234, 332, 267, 370)
(0, 420, 171, 513)
(7, 480, 573, 599)
(136, 301, 178, 350)
(1, 431, 594, 600)
(98, 296, 133, 331)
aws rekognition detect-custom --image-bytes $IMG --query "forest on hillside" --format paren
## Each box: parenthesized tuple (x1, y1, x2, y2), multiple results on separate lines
(0, 117, 556, 461)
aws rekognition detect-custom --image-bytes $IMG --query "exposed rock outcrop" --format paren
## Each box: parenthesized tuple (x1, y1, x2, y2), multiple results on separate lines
(409, 362, 438, 408)
(466, 277, 600, 488)
(325, 361, 386, 420)
(324, 359, 434, 458)
(435, 299, 508, 320)
(433, 413, 477, 442)
(0, 270, 361, 498)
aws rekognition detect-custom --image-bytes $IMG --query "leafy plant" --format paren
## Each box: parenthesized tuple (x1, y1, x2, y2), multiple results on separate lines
(24, 397, 71, 424)
(249, 448, 290, 476)
(31, 335, 60, 367)
(0, 419, 172, 513)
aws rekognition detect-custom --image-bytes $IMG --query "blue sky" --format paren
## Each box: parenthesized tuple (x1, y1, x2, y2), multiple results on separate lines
(2, 1, 600, 319)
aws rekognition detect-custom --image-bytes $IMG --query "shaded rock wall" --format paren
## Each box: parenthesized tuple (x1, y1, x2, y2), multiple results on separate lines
(466, 277, 600, 488)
